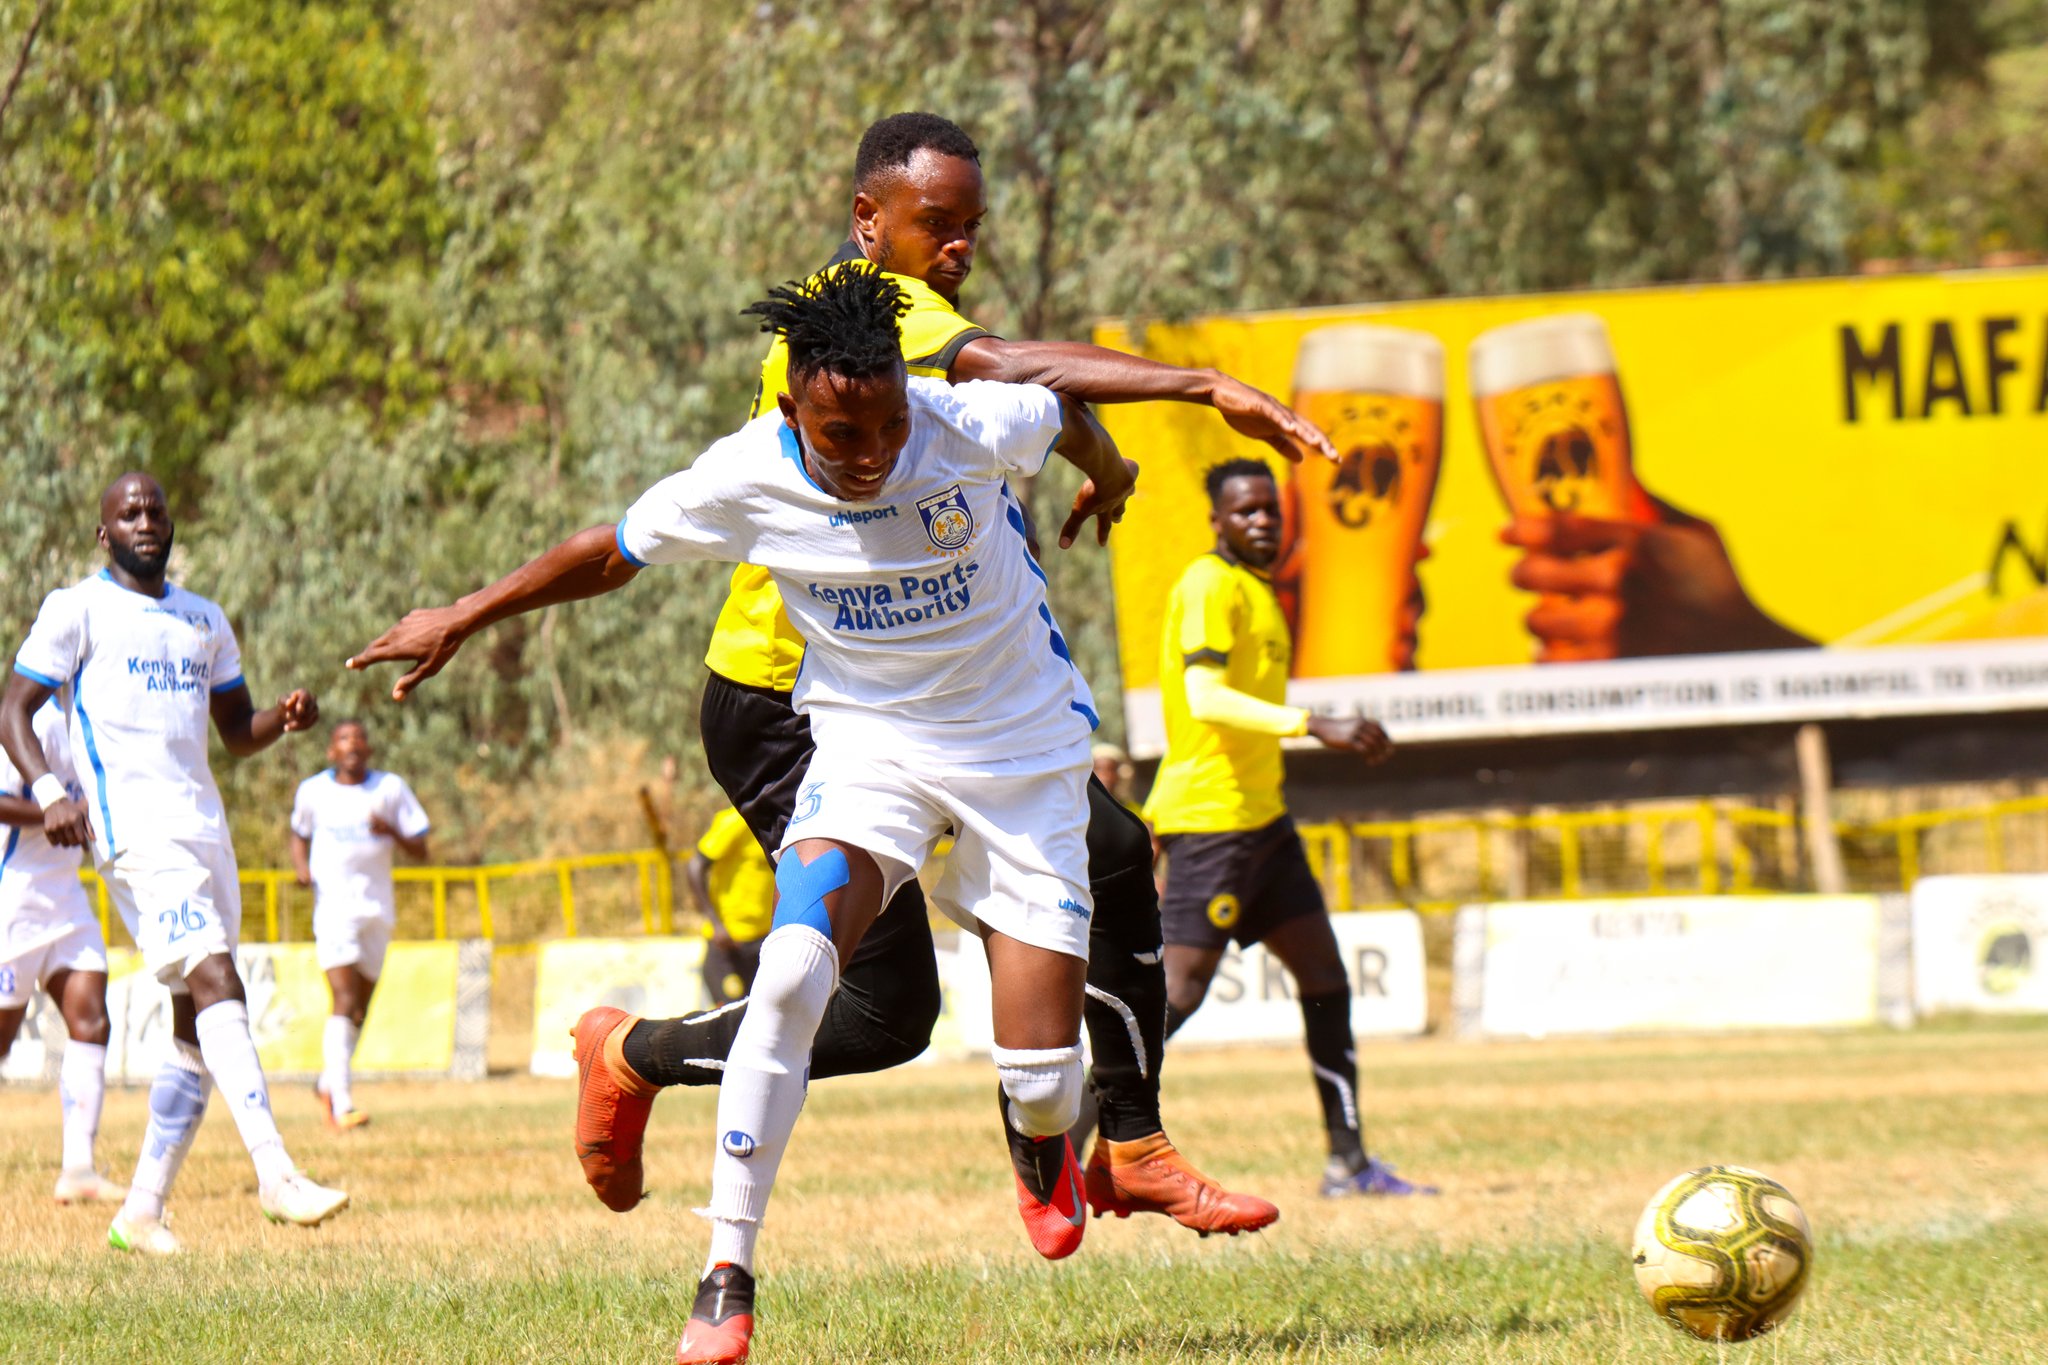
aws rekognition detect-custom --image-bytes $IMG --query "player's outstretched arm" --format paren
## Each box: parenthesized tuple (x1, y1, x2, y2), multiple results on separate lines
(0, 671, 92, 848)
(953, 338, 1337, 464)
(212, 685, 320, 758)
(348, 524, 640, 701)
(1048, 394, 1139, 549)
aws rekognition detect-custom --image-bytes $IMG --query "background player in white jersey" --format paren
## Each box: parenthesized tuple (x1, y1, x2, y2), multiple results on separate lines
(289, 718, 431, 1129)
(0, 473, 349, 1255)
(0, 696, 123, 1204)
(350, 264, 1134, 1365)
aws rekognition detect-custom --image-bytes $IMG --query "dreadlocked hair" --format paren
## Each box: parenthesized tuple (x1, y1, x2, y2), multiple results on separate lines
(1204, 458, 1276, 504)
(742, 263, 911, 388)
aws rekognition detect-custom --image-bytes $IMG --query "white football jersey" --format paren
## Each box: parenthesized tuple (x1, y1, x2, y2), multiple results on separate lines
(14, 571, 244, 862)
(0, 698, 89, 919)
(619, 378, 1097, 764)
(290, 769, 430, 921)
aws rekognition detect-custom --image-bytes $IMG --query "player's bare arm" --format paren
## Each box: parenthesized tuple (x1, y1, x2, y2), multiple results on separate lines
(368, 814, 430, 861)
(1305, 713, 1395, 763)
(211, 684, 320, 758)
(349, 524, 641, 700)
(1049, 392, 1139, 549)
(289, 830, 314, 888)
(0, 671, 92, 849)
(952, 338, 1337, 464)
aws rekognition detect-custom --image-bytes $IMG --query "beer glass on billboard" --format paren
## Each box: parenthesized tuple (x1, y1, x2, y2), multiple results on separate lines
(1470, 313, 1656, 661)
(1286, 325, 1444, 676)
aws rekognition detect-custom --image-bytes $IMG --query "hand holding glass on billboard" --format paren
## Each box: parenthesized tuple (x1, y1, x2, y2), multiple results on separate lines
(1472, 314, 1811, 662)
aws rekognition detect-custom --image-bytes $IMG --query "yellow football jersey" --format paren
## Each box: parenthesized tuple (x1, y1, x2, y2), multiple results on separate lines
(702, 249, 993, 690)
(695, 807, 776, 943)
(1143, 554, 1295, 833)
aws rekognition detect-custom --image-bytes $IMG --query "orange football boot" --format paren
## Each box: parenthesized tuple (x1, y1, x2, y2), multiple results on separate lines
(1084, 1132, 1280, 1236)
(572, 1006, 659, 1212)
(676, 1263, 755, 1365)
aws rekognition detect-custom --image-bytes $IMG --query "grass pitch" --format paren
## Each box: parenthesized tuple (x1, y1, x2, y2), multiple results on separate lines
(3, 1020, 2045, 1363)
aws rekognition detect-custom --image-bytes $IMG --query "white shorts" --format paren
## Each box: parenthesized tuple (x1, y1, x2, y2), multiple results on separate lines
(103, 839, 243, 991)
(781, 740, 1094, 960)
(1, 909, 109, 1009)
(315, 910, 394, 978)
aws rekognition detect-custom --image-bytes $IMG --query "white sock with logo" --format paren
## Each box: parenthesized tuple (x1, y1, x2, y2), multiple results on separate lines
(59, 1040, 108, 1174)
(323, 1015, 360, 1114)
(195, 999, 296, 1191)
(122, 1040, 211, 1222)
(698, 924, 838, 1276)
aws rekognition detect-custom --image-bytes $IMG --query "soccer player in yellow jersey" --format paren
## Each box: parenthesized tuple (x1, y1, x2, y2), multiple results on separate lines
(569, 112, 1329, 1243)
(1149, 460, 1438, 1198)
(687, 806, 775, 1003)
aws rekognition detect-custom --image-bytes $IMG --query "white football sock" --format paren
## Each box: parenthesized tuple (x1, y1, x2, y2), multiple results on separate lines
(322, 1015, 360, 1114)
(59, 1040, 108, 1174)
(992, 1043, 1086, 1137)
(122, 1040, 211, 1222)
(699, 924, 838, 1276)
(195, 999, 296, 1190)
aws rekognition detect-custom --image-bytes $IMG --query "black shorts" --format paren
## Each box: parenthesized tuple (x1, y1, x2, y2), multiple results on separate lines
(1158, 814, 1326, 952)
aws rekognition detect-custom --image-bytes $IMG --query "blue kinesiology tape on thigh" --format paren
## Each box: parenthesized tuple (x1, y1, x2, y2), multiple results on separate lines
(771, 847, 851, 941)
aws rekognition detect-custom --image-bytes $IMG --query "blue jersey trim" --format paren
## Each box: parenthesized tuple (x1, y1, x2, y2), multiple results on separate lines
(1, 824, 17, 876)
(614, 521, 649, 569)
(208, 674, 245, 695)
(1070, 700, 1100, 730)
(779, 423, 829, 495)
(72, 678, 117, 860)
(12, 664, 61, 689)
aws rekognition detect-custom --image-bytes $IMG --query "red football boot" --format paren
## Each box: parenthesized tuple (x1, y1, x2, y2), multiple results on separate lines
(1010, 1130, 1088, 1260)
(676, 1263, 755, 1365)
(571, 1006, 658, 1212)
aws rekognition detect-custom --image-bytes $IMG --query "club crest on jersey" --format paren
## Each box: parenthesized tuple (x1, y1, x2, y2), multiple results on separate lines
(916, 485, 974, 554)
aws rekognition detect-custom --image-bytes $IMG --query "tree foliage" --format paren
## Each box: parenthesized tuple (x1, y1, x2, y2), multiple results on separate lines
(0, 0, 2008, 860)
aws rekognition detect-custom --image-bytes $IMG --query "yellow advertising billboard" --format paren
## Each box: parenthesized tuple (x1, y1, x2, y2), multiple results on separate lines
(1098, 267, 2048, 751)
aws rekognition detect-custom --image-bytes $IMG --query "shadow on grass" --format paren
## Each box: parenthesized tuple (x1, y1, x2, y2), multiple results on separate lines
(1086, 1304, 1571, 1356)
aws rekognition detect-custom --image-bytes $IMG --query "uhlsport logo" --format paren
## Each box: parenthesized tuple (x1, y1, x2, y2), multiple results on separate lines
(917, 485, 974, 554)
(1058, 897, 1091, 919)
(722, 1130, 757, 1159)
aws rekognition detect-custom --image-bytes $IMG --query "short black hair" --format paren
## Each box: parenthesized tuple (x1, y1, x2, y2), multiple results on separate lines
(331, 717, 367, 738)
(854, 112, 980, 191)
(742, 263, 911, 390)
(1205, 458, 1276, 504)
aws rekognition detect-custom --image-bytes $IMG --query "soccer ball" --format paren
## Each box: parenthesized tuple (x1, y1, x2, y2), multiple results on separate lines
(1631, 1165, 1812, 1342)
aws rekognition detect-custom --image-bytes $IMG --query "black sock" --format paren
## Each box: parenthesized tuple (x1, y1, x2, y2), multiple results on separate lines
(623, 1007, 743, 1088)
(1083, 868, 1168, 1143)
(1299, 988, 1364, 1162)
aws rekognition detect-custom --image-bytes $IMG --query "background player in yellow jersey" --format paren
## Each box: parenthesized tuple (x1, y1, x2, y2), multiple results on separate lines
(687, 806, 775, 1004)
(569, 112, 1330, 1239)
(1148, 459, 1438, 1198)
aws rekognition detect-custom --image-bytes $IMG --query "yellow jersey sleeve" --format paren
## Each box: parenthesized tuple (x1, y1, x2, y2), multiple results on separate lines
(696, 807, 751, 862)
(706, 259, 992, 690)
(1142, 555, 1294, 833)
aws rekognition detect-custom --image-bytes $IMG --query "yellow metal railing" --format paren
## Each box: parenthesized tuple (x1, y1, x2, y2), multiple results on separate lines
(75, 793, 2048, 944)
(1299, 792, 2048, 911)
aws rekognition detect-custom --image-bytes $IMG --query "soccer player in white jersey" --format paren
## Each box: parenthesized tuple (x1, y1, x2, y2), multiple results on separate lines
(289, 718, 430, 1129)
(351, 264, 1134, 1365)
(0, 473, 349, 1255)
(0, 696, 123, 1203)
